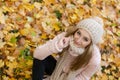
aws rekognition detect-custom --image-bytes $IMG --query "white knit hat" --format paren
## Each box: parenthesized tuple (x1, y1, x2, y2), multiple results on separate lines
(76, 16, 104, 44)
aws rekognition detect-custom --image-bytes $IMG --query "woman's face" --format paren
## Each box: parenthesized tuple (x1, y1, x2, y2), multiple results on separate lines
(73, 28, 92, 48)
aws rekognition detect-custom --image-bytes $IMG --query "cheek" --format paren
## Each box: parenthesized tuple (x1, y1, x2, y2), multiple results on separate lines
(83, 42, 91, 48)
(73, 33, 79, 39)
(73, 35, 79, 43)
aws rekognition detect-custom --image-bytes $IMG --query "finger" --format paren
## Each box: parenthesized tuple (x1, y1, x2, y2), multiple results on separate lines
(64, 37, 70, 43)
(63, 37, 70, 47)
(62, 38, 66, 45)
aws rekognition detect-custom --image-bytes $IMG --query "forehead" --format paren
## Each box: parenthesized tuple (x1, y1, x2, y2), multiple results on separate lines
(76, 28, 91, 39)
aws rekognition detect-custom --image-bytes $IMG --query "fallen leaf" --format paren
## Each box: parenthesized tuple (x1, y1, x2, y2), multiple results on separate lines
(7, 56, 15, 62)
(22, 3, 34, 11)
(40, 33, 48, 39)
(0, 9, 5, 24)
(52, 24, 60, 31)
(0, 40, 6, 49)
(101, 74, 108, 80)
(44, 0, 56, 5)
(0, 60, 4, 68)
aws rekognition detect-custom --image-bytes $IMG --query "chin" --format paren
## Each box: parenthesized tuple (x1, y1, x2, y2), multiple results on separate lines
(73, 42, 81, 48)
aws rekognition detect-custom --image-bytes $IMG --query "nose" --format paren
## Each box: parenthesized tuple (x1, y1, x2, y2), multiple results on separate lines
(75, 37, 82, 45)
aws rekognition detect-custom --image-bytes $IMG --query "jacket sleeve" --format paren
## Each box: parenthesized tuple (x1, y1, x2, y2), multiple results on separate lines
(33, 32, 66, 60)
(74, 65, 99, 80)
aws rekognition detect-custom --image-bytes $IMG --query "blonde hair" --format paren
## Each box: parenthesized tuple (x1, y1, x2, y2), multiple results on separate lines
(65, 26, 93, 71)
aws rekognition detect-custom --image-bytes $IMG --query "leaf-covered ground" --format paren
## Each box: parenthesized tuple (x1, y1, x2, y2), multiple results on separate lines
(0, 0, 120, 80)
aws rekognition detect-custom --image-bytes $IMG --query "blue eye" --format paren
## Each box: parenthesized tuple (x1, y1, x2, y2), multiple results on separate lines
(77, 31, 81, 35)
(84, 37, 88, 42)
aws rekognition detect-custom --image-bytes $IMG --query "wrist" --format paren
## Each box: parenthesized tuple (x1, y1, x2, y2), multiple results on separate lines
(55, 41, 63, 52)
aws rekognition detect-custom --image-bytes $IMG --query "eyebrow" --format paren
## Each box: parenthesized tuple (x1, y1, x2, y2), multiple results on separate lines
(84, 34, 90, 40)
(77, 30, 91, 40)
(83, 36, 89, 41)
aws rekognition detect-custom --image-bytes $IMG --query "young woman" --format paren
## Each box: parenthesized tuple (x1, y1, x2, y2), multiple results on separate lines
(32, 16, 104, 80)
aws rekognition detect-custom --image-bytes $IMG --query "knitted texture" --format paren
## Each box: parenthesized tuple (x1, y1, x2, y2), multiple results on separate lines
(76, 17, 104, 44)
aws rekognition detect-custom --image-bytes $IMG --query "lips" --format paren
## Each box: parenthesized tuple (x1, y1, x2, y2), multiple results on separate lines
(73, 41, 80, 48)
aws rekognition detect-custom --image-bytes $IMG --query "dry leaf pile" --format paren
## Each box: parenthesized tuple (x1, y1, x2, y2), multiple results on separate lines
(0, 0, 120, 80)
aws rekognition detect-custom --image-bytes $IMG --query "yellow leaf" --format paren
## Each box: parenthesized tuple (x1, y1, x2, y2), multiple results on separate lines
(19, 8, 26, 16)
(20, 28, 29, 36)
(2, 75, 9, 80)
(116, 47, 120, 53)
(0, 60, 4, 68)
(4, 26, 12, 31)
(52, 24, 60, 31)
(8, 7, 15, 12)
(0, 9, 5, 24)
(69, 13, 79, 23)
(11, 0, 17, 1)
(25, 71, 32, 78)
(91, 7, 101, 16)
(107, 54, 115, 62)
(23, 3, 34, 11)
(6, 42, 14, 47)
(102, 54, 107, 61)
(108, 75, 114, 80)
(75, 8, 83, 17)
(111, 65, 116, 70)
(34, 12, 43, 19)
(116, 72, 120, 78)
(101, 74, 108, 80)
(34, 2, 42, 9)
(10, 78, 16, 80)
(24, 23, 32, 28)
(7, 56, 15, 62)
(112, 38, 117, 44)
(114, 57, 120, 67)
(70, 13, 78, 21)
(109, 54, 115, 61)
(26, 60, 33, 66)
(14, 33, 20, 37)
(41, 33, 47, 39)
(108, 57, 113, 62)
(22, 0, 31, 3)
(116, 31, 120, 37)
(76, 0, 84, 4)
(90, 0, 97, 5)
(26, 16, 34, 23)
(104, 69, 110, 74)
(6, 61, 18, 69)
(0, 40, 6, 49)
(48, 33, 55, 39)
(5, 68, 14, 77)
(2, 6, 11, 12)
(44, 0, 56, 5)
(2, 6, 14, 12)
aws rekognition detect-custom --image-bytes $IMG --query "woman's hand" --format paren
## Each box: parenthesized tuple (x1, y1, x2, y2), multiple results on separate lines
(53, 32, 70, 52)
(57, 36, 71, 49)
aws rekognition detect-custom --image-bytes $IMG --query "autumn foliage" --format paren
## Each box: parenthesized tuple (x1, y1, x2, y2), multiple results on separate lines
(0, 0, 120, 80)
